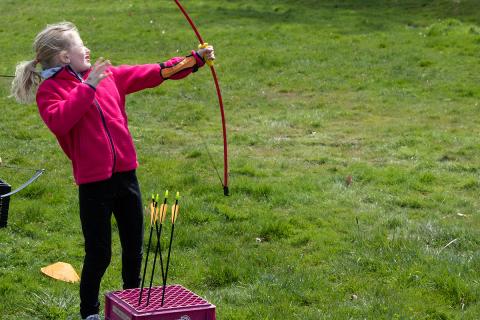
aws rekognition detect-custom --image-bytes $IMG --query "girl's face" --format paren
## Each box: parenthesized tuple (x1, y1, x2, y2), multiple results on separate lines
(65, 31, 91, 73)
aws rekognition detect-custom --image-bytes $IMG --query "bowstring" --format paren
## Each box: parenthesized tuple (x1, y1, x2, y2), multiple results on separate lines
(142, 0, 225, 188)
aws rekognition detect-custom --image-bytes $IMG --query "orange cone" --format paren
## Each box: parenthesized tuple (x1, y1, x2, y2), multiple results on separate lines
(41, 262, 80, 283)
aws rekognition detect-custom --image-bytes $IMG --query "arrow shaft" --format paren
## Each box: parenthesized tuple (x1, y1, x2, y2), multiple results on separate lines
(161, 223, 175, 306)
(138, 225, 154, 305)
(156, 207, 167, 283)
(146, 223, 161, 306)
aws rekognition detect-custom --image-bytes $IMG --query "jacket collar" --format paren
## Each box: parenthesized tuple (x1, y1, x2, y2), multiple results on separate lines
(40, 66, 62, 79)
(42, 65, 91, 82)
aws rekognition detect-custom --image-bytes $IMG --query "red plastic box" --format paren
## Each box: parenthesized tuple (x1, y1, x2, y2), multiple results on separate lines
(105, 285, 216, 320)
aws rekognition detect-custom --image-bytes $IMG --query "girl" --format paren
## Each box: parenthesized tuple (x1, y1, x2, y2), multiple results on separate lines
(11, 22, 214, 320)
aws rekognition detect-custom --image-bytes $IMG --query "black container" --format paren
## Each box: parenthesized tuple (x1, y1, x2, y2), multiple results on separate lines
(0, 179, 12, 228)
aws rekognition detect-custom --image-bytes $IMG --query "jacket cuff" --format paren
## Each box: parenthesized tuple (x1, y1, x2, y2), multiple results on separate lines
(192, 50, 206, 68)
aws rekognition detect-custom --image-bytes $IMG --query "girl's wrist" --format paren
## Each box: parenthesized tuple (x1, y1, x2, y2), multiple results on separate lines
(195, 50, 206, 62)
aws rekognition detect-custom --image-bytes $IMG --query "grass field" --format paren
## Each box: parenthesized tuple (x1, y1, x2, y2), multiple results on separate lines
(0, 0, 479, 319)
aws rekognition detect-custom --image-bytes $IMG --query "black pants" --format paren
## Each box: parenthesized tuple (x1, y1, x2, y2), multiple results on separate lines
(79, 170, 144, 318)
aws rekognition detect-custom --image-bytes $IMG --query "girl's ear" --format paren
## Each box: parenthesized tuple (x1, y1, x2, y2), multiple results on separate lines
(58, 50, 70, 64)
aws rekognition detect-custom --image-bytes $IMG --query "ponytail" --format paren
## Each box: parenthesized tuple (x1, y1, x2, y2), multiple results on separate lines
(10, 21, 79, 105)
(10, 60, 41, 104)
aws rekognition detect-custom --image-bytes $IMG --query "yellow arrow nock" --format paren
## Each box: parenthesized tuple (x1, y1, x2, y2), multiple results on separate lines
(198, 43, 213, 67)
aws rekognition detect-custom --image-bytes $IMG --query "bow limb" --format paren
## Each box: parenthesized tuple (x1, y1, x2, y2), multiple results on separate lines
(174, 0, 229, 196)
(0, 169, 45, 199)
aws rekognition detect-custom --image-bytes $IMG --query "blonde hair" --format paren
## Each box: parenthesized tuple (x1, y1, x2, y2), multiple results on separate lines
(11, 22, 79, 104)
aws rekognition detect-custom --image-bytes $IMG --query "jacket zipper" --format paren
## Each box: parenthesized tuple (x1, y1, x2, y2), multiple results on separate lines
(94, 99, 117, 175)
(67, 66, 117, 175)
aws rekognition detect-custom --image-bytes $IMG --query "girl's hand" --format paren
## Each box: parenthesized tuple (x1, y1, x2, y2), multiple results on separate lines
(197, 46, 215, 62)
(86, 58, 112, 88)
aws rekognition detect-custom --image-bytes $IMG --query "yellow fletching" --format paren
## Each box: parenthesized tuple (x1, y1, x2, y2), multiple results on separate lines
(153, 204, 159, 223)
(160, 204, 168, 223)
(171, 204, 179, 223)
(149, 202, 155, 226)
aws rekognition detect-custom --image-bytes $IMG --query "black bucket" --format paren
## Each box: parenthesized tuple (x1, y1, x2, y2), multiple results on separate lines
(0, 179, 12, 228)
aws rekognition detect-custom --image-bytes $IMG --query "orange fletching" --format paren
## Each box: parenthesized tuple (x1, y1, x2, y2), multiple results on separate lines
(171, 204, 179, 223)
(160, 204, 168, 223)
(149, 202, 155, 226)
(154, 203, 159, 223)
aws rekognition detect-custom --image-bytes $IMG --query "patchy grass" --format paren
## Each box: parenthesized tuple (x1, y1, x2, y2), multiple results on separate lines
(1, 0, 480, 319)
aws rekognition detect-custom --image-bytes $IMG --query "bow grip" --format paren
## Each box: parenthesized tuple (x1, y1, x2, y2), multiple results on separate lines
(198, 43, 214, 67)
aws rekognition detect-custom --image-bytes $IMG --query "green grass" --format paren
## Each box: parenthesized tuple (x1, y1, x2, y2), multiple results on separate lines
(1, 0, 480, 319)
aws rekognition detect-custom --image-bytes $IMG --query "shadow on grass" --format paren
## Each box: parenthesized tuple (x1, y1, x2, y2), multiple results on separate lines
(171, 0, 480, 34)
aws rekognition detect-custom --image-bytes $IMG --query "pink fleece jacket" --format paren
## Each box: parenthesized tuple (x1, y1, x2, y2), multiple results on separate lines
(36, 52, 205, 184)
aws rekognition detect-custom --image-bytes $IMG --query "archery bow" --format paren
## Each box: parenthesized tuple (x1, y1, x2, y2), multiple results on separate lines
(0, 168, 44, 228)
(174, 0, 230, 196)
(0, 169, 45, 199)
